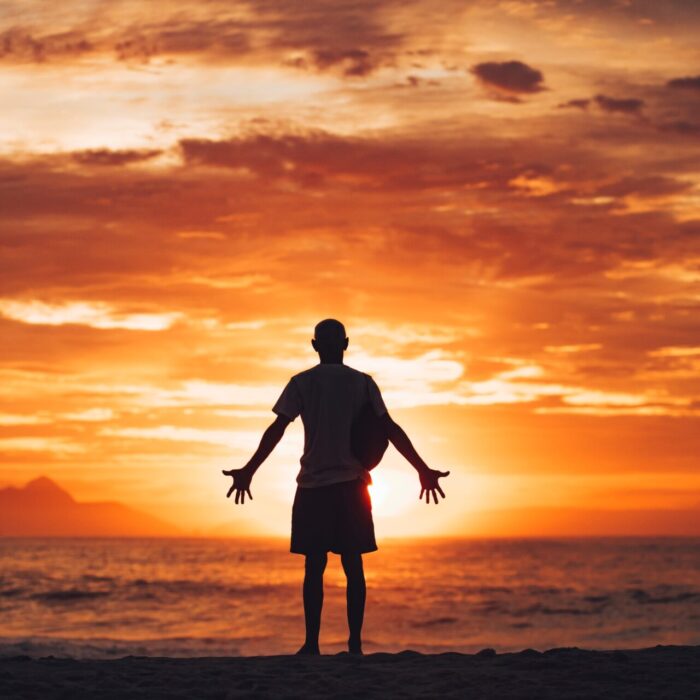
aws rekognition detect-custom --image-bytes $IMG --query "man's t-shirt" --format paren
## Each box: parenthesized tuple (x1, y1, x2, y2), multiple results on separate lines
(272, 363, 388, 488)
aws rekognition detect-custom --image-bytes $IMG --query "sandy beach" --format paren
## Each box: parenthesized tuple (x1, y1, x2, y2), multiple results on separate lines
(1, 645, 698, 699)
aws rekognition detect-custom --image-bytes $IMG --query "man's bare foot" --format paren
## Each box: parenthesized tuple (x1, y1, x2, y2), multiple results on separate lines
(296, 643, 320, 655)
(348, 638, 363, 655)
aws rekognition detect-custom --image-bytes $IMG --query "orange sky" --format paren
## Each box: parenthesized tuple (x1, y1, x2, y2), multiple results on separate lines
(1, 0, 699, 536)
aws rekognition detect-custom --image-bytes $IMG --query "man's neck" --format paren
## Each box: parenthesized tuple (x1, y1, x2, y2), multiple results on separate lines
(318, 353, 344, 364)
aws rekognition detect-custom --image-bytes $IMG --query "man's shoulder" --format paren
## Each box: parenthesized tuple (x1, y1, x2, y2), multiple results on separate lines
(291, 364, 370, 382)
(340, 364, 369, 379)
(287, 366, 319, 387)
(346, 365, 375, 383)
(290, 366, 319, 381)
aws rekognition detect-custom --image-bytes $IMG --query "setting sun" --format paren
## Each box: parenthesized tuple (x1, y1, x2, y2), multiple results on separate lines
(368, 467, 420, 517)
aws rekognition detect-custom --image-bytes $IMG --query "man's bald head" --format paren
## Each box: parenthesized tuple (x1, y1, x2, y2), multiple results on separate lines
(312, 319, 348, 357)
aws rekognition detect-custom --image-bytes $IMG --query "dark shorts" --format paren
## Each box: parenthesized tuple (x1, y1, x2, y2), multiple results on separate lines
(290, 478, 377, 555)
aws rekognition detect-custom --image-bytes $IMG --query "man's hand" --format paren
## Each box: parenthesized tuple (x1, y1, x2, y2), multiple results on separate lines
(222, 466, 254, 504)
(418, 467, 450, 504)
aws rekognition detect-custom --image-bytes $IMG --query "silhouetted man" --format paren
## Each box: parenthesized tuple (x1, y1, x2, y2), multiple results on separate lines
(223, 319, 449, 655)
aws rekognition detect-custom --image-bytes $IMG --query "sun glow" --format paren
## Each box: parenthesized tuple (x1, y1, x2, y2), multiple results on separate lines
(368, 466, 420, 517)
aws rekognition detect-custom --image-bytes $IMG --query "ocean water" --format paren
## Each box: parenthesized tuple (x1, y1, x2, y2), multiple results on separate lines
(0, 537, 698, 658)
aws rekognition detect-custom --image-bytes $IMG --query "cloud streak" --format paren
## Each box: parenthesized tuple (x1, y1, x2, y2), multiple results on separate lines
(593, 94, 645, 115)
(667, 76, 700, 91)
(0, 300, 182, 331)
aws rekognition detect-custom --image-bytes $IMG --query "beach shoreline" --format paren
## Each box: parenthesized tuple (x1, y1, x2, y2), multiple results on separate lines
(2, 645, 699, 699)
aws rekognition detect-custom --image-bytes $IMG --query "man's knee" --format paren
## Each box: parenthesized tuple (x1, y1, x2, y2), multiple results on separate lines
(305, 552, 328, 575)
(341, 552, 364, 577)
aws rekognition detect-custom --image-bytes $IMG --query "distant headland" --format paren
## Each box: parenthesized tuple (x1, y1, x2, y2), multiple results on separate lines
(0, 476, 180, 537)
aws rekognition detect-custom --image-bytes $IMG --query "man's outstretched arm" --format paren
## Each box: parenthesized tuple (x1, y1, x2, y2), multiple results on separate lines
(381, 412, 450, 504)
(222, 414, 291, 504)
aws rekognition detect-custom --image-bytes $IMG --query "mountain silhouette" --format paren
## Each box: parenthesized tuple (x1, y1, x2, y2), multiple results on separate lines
(17, 476, 75, 506)
(0, 476, 180, 537)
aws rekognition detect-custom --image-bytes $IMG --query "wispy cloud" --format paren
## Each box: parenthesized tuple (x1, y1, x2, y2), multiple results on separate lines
(99, 425, 299, 456)
(649, 346, 700, 358)
(0, 300, 182, 331)
(62, 408, 114, 422)
(0, 413, 50, 426)
(0, 437, 84, 454)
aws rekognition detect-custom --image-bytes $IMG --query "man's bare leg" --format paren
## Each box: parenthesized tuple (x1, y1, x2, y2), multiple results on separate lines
(297, 552, 327, 655)
(341, 552, 366, 654)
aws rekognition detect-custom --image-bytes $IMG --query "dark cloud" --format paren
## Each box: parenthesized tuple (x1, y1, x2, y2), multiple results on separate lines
(558, 99, 591, 110)
(0, 28, 93, 62)
(258, 0, 402, 62)
(0, 21, 250, 64)
(657, 121, 700, 137)
(596, 175, 692, 198)
(311, 48, 375, 77)
(178, 132, 451, 189)
(471, 60, 545, 95)
(178, 132, 368, 182)
(268, 3, 401, 77)
(558, 93, 698, 137)
(176, 130, 585, 195)
(0, 3, 396, 70)
(113, 21, 250, 62)
(71, 149, 162, 167)
(594, 94, 645, 115)
(285, 48, 381, 77)
(393, 75, 441, 89)
(667, 76, 700, 91)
